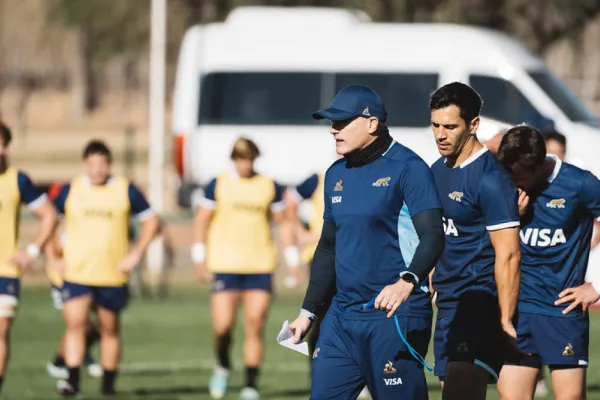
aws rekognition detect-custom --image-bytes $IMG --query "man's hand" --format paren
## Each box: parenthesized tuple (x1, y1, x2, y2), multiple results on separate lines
(555, 283, 600, 314)
(290, 316, 313, 344)
(195, 261, 212, 284)
(49, 258, 67, 272)
(375, 279, 414, 318)
(9, 252, 34, 272)
(517, 189, 530, 217)
(116, 249, 143, 275)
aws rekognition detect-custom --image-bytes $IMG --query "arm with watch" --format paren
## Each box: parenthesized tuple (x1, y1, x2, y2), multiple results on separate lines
(290, 208, 445, 343)
(10, 172, 59, 271)
(373, 208, 445, 318)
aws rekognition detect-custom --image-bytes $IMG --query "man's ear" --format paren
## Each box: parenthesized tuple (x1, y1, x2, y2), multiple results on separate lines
(469, 116, 480, 136)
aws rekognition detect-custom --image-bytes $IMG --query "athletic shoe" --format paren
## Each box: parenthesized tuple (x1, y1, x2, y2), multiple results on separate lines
(56, 380, 81, 398)
(46, 362, 69, 380)
(240, 386, 259, 400)
(209, 366, 229, 399)
(84, 354, 103, 377)
(534, 379, 549, 397)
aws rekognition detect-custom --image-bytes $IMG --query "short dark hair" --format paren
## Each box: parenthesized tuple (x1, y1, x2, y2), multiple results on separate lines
(497, 125, 547, 177)
(83, 140, 112, 162)
(429, 82, 482, 124)
(0, 122, 12, 146)
(543, 129, 567, 150)
(231, 137, 260, 160)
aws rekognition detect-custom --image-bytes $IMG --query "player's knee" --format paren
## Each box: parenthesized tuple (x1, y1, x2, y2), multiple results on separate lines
(0, 295, 18, 321)
(244, 314, 266, 335)
(554, 387, 584, 400)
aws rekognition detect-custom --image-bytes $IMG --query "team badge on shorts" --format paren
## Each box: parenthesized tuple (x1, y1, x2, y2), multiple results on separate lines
(313, 347, 320, 359)
(383, 361, 397, 374)
(563, 343, 575, 356)
(456, 341, 469, 353)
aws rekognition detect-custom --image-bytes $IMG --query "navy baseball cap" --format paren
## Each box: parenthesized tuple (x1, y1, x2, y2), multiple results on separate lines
(312, 85, 387, 123)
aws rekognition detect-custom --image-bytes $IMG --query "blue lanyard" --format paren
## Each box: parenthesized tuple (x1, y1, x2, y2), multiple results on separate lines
(362, 300, 433, 372)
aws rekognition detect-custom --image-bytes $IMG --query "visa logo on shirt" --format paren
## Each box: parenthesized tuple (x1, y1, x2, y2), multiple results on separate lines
(443, 217, 459, 237)
(331, 196, 342, 204)
(384, 378, 403, 386)
(520, 228, 566, 247)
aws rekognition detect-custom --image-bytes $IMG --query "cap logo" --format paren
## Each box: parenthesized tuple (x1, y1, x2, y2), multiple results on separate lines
(362, 107, 370, 116)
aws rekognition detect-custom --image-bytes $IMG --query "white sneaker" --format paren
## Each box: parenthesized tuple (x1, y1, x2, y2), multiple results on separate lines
(86, 362, 103, 378)
(358, 387, 371, 399)
(46, 362, 69, 380)
(209, 366, 230, 399)
(534, 379, 549, 397)
(240, 386, 259, 400)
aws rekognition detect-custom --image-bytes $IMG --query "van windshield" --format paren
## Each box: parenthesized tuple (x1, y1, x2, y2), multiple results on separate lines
(528, 70, 600, 128)
(198, 72, 439, 127)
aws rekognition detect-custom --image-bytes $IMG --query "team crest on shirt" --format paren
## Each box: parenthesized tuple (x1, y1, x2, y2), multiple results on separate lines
(383, 361, 397, 374)
(372, 177, 391, 187)
(333, 180, 343, 192)
(456, 341, 469, 353)
(563, 343, 575, 356)
(448, 191, 464, 203)
(546, 198, 566, 209)
(313, 347, 320, 359)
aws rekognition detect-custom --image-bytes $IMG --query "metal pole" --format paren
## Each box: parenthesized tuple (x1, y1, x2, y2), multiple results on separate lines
(147, 0, 166, 279)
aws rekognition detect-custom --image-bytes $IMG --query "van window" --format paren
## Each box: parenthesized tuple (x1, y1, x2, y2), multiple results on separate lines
(470, 75, 543, 125)
(198, 72, 322, 125)
(335, 73, 438, 127)
(528, 70, 599, 128)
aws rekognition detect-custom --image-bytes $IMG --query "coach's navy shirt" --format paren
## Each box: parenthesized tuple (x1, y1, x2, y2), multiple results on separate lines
(431, 147, 520, 315)
(519, 156, 600, 318)
(325, 141, 442, 319)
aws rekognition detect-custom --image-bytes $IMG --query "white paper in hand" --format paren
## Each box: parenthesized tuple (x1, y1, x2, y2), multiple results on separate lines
(277, 320, 309, 356)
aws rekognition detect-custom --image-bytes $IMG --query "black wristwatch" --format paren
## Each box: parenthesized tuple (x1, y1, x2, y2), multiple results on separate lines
(400, 272, 419, 288)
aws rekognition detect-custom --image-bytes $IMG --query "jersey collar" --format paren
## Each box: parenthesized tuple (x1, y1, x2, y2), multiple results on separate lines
(445, 145, 489, 168)
(546, 154, 562, 184)
(82, 175, 115, 186)
(381, 140, 396, 156)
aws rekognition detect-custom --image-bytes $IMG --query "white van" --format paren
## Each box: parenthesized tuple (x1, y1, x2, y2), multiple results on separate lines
(171, 6, 600, 208)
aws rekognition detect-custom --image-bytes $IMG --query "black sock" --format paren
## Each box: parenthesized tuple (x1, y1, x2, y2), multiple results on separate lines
(67, 367, 80, 391)
(245, 366, 259, 389)
(0, 376, 4, 393)
(102, 369, 117, 394)
(85, 325, 100, 354)
(216, 332, 231, 370)
(53, 354, 66, 367)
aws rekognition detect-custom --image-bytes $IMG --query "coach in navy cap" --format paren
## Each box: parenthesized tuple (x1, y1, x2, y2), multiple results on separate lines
(288, 84, 445, 399)
(312, 85, 390, 167)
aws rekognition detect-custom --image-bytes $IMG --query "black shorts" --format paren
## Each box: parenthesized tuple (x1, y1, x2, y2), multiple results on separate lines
(435, 290, 511, 382)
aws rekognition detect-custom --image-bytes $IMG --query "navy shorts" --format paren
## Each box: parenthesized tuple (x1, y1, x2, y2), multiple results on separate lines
(311, 312, 431, 400)
(212, 273, 272, 293)
(0, 278, 20, 299)
(434, 290, 509, 382)
(506, 312, 589, 369)
(62, 281, 129, 313)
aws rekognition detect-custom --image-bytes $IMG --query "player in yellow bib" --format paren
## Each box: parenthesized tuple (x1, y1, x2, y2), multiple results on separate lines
(44, 184, 102, 381)
(0, 122, 58, 393)
(192, 137, 296, 400)
(48, 140, 159, 397)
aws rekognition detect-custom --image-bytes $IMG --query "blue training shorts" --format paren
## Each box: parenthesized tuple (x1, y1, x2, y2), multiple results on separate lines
(62, 281, 129, 313)
(506, 312, 589, 369)
(311, 312, 431, 400)
(434, 290, 510, 382)
(212, 273, 272, 293)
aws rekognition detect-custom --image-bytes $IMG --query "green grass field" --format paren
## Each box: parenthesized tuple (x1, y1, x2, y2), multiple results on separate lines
(5, 286, 600, 399)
